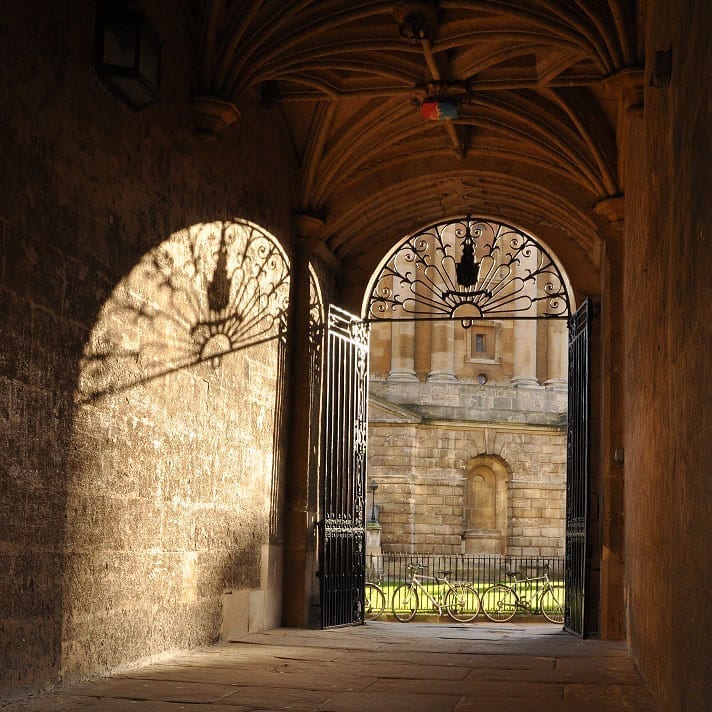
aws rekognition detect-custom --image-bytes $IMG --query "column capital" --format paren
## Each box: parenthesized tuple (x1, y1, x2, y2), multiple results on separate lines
(594, 194, 626, 235)
(605, 67, 644, 117)
(191, 96, 241, 140)
(294, 213, 326, 240)
(594, 194, 625, 221)
(294, 213, 341, 271)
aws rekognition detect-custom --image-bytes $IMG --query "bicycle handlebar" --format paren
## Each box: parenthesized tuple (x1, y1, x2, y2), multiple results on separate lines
(406, 563, 426, 571)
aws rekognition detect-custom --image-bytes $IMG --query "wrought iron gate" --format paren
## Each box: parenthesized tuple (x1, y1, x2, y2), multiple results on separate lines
(565, 298, 591, 636)
(318, 306, 369, 628)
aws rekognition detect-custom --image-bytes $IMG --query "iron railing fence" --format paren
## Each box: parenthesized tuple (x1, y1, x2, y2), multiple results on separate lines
(367, 553, 564, 601)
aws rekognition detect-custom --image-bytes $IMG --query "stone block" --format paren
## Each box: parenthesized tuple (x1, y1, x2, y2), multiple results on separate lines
(414, 523, 435, 534)
(248, 589, 265, 633)
(220, 589, 249, 640)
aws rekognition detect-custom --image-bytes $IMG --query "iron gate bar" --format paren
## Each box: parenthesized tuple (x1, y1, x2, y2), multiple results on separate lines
(565, 298, 591, 636)
(319, 306, 369, 628)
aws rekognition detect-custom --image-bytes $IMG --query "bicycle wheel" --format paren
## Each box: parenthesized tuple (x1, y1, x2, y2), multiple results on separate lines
(445, 584, 481, 622)
(364, 583, 386, 621)
(391, 583, 419, 622)
(481, 584, 518, 622)
(539, 585, 565, 624)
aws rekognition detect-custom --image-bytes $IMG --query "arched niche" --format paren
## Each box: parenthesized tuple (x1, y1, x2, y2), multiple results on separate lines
(462, 454, 510, 555)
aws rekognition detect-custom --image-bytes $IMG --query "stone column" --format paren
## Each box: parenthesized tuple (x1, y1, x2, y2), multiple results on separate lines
(511, 252, 539, 387)
(387, 320, 418, 381)
(544, 319, 568, 390)
(427, 319, 457, 382)
(281, 214, 329, 628)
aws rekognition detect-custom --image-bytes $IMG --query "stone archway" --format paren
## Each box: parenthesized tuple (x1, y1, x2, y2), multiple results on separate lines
(362, 215, 590, 633)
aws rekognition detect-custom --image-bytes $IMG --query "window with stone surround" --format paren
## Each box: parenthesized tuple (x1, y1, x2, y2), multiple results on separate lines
(465, 321, 500, 363)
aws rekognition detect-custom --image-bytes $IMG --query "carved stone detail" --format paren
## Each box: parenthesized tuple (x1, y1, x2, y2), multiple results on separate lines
(191, 96, 242, 139)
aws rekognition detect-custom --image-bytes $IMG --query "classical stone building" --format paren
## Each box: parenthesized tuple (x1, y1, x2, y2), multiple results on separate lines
(368, 318, 567, 557)
(1, 2, 710, 711)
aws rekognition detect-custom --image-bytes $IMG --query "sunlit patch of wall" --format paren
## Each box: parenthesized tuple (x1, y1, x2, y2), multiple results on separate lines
(63, 220, 290, 680)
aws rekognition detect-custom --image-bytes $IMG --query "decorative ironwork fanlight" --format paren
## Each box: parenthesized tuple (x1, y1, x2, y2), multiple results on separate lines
(364, 217, 571, 326)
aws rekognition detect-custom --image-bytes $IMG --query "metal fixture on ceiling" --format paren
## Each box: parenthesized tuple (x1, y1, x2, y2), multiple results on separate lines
(394, 1, 465, 154)
(393, 0, 440, 44)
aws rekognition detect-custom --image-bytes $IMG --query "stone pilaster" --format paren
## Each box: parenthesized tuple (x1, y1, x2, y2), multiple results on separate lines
(427, 319, 457, 382)
(511, 253, 539, 387)
(544, 319, 568, 391)
(281, 215, 327, 628)
(387, 320, 418, 381)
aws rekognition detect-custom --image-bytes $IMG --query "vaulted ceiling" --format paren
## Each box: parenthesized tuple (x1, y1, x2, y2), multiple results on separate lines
(187, 1, 642, 286)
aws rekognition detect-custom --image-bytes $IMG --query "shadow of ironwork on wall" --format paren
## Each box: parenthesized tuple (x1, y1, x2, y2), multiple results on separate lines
(76, 220, 290, 404)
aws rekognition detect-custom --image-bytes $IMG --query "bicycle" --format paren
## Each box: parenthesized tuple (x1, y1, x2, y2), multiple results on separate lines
(391, 563, 481, 622)
(481, 563, 565, 623)
(364, 581, 386, 620)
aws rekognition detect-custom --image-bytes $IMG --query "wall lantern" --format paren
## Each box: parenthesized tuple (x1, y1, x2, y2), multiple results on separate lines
(93, 1, 164, 110)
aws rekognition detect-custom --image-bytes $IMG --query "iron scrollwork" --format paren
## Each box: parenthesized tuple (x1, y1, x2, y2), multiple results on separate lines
(366, 217, 571, 326)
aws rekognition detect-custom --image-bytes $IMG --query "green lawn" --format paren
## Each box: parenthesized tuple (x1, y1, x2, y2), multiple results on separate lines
(372, 580, 565, 619)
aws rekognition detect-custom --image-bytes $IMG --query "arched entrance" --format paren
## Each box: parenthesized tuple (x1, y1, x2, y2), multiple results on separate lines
(317, 216, 591, 636)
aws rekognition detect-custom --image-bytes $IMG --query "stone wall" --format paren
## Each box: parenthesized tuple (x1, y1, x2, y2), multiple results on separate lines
(368, 381, 567, 557)
(622, 0, 712, 709)
(0, 2, 296, 700)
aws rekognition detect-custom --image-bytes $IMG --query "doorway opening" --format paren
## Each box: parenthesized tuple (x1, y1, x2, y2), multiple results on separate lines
(317, 217, 591, 636)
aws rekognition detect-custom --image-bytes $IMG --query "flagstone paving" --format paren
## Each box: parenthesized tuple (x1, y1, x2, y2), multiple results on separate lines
(1, 622, 658, 711)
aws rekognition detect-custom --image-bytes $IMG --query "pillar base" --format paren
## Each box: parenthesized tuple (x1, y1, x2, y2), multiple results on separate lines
(544, 378, 568, 392)
(511, 376, 540, 388)
(427, 370, 458, 383)
(387, 369, 419, 382)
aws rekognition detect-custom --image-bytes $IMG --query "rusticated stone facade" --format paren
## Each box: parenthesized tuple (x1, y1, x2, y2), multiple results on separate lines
(369, 382, 567, 557)
(368, 316, 567, 558)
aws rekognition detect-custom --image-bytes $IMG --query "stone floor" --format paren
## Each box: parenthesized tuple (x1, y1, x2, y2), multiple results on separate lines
(2, 622, 658, 712)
